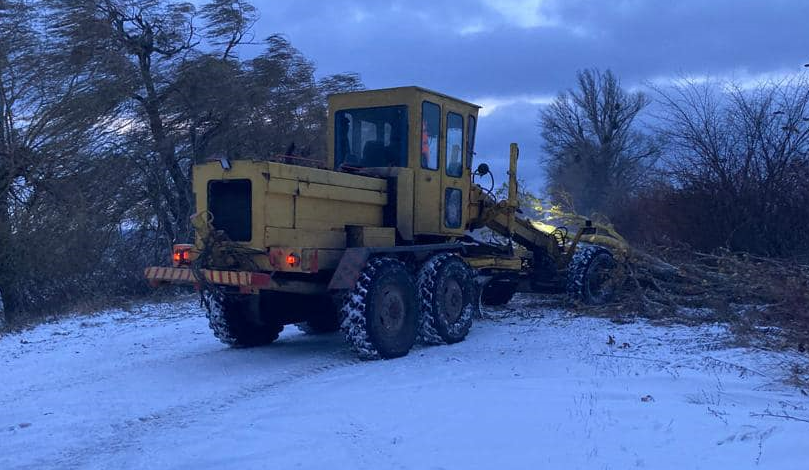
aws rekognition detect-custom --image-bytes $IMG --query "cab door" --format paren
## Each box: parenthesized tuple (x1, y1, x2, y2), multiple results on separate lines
(414, 100, 442, 234)
(440, 110, 468, 235)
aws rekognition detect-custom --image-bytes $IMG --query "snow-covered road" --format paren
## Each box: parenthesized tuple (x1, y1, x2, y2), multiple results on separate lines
(2, 295, 807, 469)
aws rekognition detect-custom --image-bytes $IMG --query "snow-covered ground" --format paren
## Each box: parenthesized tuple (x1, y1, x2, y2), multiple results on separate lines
(2, 295, 808, 470)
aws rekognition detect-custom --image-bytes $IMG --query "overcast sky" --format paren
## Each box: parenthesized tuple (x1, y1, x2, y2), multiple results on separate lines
(244, 0, 808, 192)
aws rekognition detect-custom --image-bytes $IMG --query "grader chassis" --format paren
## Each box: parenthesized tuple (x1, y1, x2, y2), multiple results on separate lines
(145, 86, 624, 359)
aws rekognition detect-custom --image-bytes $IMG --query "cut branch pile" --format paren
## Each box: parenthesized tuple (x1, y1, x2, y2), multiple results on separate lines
(594, 246, 809, 345)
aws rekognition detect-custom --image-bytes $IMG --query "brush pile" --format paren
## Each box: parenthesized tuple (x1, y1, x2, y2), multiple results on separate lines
(603, 245, 809, 347)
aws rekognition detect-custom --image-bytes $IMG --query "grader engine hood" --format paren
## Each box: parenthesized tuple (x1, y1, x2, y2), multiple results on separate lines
(192, 159, 390, 273)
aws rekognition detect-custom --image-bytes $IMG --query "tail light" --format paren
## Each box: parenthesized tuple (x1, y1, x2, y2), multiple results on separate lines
(172, 244, 195, 267)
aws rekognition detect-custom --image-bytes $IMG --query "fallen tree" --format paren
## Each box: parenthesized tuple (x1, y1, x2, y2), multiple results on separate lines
(620, 247, 809, 340)
(527, 202, 809, 348)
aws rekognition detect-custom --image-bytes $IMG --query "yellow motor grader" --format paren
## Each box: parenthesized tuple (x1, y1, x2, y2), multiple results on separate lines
(145, 86, 625, 359)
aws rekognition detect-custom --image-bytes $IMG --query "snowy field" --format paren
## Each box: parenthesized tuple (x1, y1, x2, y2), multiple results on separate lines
(2, 295, 808, 470)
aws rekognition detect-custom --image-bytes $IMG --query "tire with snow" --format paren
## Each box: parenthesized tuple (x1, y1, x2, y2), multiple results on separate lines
(567, 245, 618, 305)
(417, 254, 477, 344)
(340, 257, 419, 359)
(480, 278, 517, 306)
(203, 290, 283, 347)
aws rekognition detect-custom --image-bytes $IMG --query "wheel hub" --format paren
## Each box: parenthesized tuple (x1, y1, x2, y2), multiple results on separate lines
(377, 285, 406, 334)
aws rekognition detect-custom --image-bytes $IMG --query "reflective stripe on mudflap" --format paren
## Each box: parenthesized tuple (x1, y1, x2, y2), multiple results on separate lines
(144, 267, 275, 288)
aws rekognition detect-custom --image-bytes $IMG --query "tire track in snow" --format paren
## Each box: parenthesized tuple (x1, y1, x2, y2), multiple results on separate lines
(1, 301, 365, 470)
(36, 351, 364, 470)
(0, 304, 211, 405)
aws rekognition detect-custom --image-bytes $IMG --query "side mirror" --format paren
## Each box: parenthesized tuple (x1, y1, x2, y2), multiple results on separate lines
(475, 163, 490, 176)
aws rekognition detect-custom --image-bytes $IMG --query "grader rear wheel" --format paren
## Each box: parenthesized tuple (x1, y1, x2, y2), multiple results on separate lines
(203, 290, 283, 347)
(417, 254, 477, 344)
(340, 258, 419, 359)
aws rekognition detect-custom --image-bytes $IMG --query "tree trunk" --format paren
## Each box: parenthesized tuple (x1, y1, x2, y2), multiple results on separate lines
(0, 191, 13, 325)
(137, 52, 193, 242)
(0, 197, 6, 327)
(0, 76, 13, 324)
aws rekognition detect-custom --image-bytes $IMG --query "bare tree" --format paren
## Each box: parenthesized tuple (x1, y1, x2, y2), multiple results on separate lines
(651, 76, 809, 255)
(0, 0, 40, 245)
(0, 0, 364, 321)
(47, 1, 364, 248)
(540, 69, 660, 217)
(0, 0, 116, 316)
(45, 0, 199, 245)
(200, 0, 257, 59)
(167, 33, 363, 165)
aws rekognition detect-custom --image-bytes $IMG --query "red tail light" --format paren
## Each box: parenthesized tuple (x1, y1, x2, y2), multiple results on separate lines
(172, 244, 195, 267)
(286, 253, 300, 267)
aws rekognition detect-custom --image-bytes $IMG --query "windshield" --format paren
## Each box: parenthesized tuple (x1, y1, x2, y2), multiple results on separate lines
(335, 105, 408, 168)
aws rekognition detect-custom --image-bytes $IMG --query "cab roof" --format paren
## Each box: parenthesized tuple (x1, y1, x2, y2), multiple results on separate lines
(328, 86, 482, 110)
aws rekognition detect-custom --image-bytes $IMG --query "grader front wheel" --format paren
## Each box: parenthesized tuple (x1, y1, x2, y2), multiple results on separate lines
(567, 246, 619, 305)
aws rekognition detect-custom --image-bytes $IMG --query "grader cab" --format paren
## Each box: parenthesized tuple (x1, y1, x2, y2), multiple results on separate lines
(145, 86, 625, 359)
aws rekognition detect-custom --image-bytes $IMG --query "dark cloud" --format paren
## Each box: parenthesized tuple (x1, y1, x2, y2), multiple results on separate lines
(475, 101, 546, 191)
(240, 0, 807, 190)
(251, 0, 807, 92)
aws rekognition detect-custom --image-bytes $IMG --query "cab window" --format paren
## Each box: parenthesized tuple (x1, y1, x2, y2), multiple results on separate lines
(335, 105, 408, 168)
(421, 101, 440, 170)
(446, 112, 463, 177)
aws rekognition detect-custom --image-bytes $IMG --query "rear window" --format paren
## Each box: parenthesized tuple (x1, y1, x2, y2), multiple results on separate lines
(335, 106, 408, 168)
